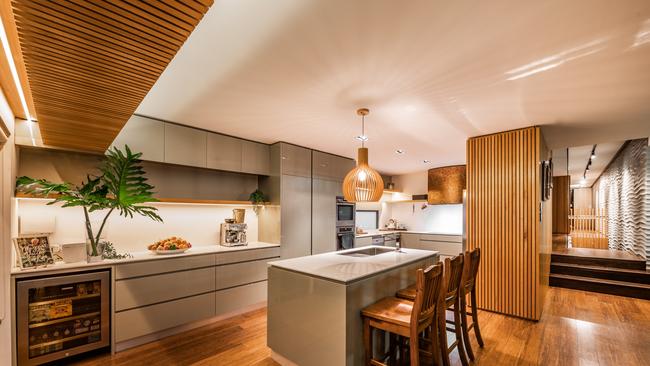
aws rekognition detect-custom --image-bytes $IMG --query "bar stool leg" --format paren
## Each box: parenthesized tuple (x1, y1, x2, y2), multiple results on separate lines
(438, 305, 451, 366)
(409, 328, 420, 366)
(471, 289, 484, 347)
(453, 300, 469, 366)
(460, 295, 475, 361)
(364, 318, 373, 365)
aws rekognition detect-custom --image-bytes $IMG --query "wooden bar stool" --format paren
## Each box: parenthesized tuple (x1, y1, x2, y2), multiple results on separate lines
(396, 256, 468, 366)
(361, 263, 444, 366)
(458, 248, 484, 361)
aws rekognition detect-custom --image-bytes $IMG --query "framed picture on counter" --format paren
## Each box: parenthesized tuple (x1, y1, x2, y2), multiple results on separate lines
(13, 234, 55, 269)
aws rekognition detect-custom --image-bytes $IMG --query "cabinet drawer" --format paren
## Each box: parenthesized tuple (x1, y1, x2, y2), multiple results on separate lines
(115, 292, 215, 342)
(216, 259, 270, 290)
(355, 236, 373, 246)
(215, 281, 267, 315)
(115, 254, 215, 279)
(419, 234, 462, 243)
(116, 267, 216, 311)
(417, 241, 462, 256)
(216, 247, 280, 265)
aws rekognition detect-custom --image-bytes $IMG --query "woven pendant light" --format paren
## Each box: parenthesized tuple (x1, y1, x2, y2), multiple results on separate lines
(342, 108, 384, 202)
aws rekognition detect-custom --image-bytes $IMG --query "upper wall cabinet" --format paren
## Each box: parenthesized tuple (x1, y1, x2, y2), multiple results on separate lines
(280, 143, 312, 178)
(207, 133, 242, 172)
(164, 124, 207, 168)
(111, 115, 165, 162)
(241, 141, 270, 175)
(313, 151, 355, 181)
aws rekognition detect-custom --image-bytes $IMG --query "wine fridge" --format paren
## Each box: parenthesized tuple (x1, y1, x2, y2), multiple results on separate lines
(16, 271, 110, 365)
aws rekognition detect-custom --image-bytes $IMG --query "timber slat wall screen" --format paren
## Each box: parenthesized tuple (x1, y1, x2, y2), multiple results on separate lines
(467, 126, 549, 320)
(552, 176, 570, 234)
(10, 0, 213, 152)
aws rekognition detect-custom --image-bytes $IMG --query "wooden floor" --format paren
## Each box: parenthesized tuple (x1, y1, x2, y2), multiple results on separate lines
(70, 287, 650, 366)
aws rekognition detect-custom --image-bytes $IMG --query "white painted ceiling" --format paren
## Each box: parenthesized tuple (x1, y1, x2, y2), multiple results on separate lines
(553, 141, 624, 186)
(137, 0, 650, 175)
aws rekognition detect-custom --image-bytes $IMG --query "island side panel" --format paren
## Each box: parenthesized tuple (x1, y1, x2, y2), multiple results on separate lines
(268, 266, 347, 366)
(345, 255, 438, 366)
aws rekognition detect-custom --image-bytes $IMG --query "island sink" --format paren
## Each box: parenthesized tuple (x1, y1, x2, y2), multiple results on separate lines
(337, 246, 395, 257)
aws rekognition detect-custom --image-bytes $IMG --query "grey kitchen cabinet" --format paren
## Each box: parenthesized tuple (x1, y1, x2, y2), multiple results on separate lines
(355, 236, 373, 246)
(215, 281, 267, 316)
(241, 140, 270, 175)
(164, 123, 207, 167)
(312, 178, 342, 254)
(312, 151, 354, 181)
(207, 132, 242, 172)
(399, 233, 421, 249)
(115, 254, 215, 279)
(115, 267, 215, 311)
(110, 115, 165, 162)
(115, 292, 215, 343)
(215, 258, 272, 290)
(280, 143, 312, 177)
(280, 174, 313, 259)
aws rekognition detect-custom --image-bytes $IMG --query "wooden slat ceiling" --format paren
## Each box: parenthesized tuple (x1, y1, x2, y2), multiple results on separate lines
(10, 0, 213, 152)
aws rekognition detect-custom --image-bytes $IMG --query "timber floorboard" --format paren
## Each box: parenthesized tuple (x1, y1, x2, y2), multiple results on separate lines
(70, 287, 650, 366)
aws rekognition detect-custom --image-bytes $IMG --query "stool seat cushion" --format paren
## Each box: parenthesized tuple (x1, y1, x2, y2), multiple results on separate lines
(361, 296, 414, 327)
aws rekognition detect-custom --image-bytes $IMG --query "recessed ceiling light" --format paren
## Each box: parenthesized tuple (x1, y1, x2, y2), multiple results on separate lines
(423, 160, 431, 164)
(356, 135, 368, 142)
(591, 153, 596, 159)
(395, 149, 405, 154)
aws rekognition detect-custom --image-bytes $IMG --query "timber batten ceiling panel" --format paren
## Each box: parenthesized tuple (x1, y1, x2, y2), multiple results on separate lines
(10, 0, 213, 152)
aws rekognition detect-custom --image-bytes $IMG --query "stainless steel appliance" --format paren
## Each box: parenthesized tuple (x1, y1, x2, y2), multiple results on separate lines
(16, 270, 110, 366)
(336, 196, 355, 227)
(371, 235, 385, 246)
(220, 223, 248, 246)
(336, 226, 355, 250)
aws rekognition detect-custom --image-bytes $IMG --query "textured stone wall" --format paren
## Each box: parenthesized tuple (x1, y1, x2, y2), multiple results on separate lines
(594, 139, 649, 269)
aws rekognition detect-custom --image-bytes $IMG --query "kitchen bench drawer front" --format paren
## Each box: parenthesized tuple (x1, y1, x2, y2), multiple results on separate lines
(417, 241, 463, 256)
(216, 247, 280, 265)
(419, 234, 462, 243)
(115, 254, 216, 279)
(116, 267, 216, 311)
(115, 292, 215, 343)
(215, 281, 267, 315)
(216, 259, 271, 290)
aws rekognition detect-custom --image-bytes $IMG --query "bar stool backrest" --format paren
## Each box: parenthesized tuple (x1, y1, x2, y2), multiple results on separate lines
(444, 255, 465, 307)
(411, 263, 444, 329)
(462, 248, 481, 293)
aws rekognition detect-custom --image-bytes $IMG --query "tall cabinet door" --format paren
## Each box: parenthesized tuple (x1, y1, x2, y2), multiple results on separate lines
(312, 178, 342, 254)
(280, 175, 312, 259)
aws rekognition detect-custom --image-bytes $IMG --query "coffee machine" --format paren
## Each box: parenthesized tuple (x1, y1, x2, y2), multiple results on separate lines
(220, 223, 248, 246)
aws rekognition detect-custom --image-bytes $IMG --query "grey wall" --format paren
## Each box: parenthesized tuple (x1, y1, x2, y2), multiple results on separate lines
(593, 138, 649, 268)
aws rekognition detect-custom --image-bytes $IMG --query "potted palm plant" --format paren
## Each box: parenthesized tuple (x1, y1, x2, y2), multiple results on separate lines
(16, 145, 163, 262)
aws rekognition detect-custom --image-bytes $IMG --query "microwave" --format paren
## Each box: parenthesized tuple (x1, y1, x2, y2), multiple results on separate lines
(336, 196, 355, 227)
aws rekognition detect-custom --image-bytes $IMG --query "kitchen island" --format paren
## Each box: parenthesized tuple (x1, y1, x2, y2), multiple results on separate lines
(267, 246, 439, 366)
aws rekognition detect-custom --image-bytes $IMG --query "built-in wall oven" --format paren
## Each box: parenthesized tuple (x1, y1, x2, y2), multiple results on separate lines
(336, 196, 355, 250)
(336, 196, 355, 227)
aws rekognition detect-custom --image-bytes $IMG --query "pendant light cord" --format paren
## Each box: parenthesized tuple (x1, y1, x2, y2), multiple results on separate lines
(361, 114, 365, 148)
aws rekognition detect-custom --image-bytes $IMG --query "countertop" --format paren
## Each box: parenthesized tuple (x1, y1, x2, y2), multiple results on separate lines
(11, 241, 280, 275)
(268, 245, 438, 284)
(355, 229, 462, 238)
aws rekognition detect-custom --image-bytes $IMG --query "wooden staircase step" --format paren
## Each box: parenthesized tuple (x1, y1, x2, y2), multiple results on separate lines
(549, 273, 650, 300)
(551, 253, 646, 270)
(550, 263, 650, 285)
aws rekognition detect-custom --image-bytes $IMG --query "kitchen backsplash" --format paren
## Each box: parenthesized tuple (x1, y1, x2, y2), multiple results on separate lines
(382, 202, 463, 234)
(15, 199, 259, 254)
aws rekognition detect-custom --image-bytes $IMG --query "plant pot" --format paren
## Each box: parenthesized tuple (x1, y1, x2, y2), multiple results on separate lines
(86, 240, 106, 263)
